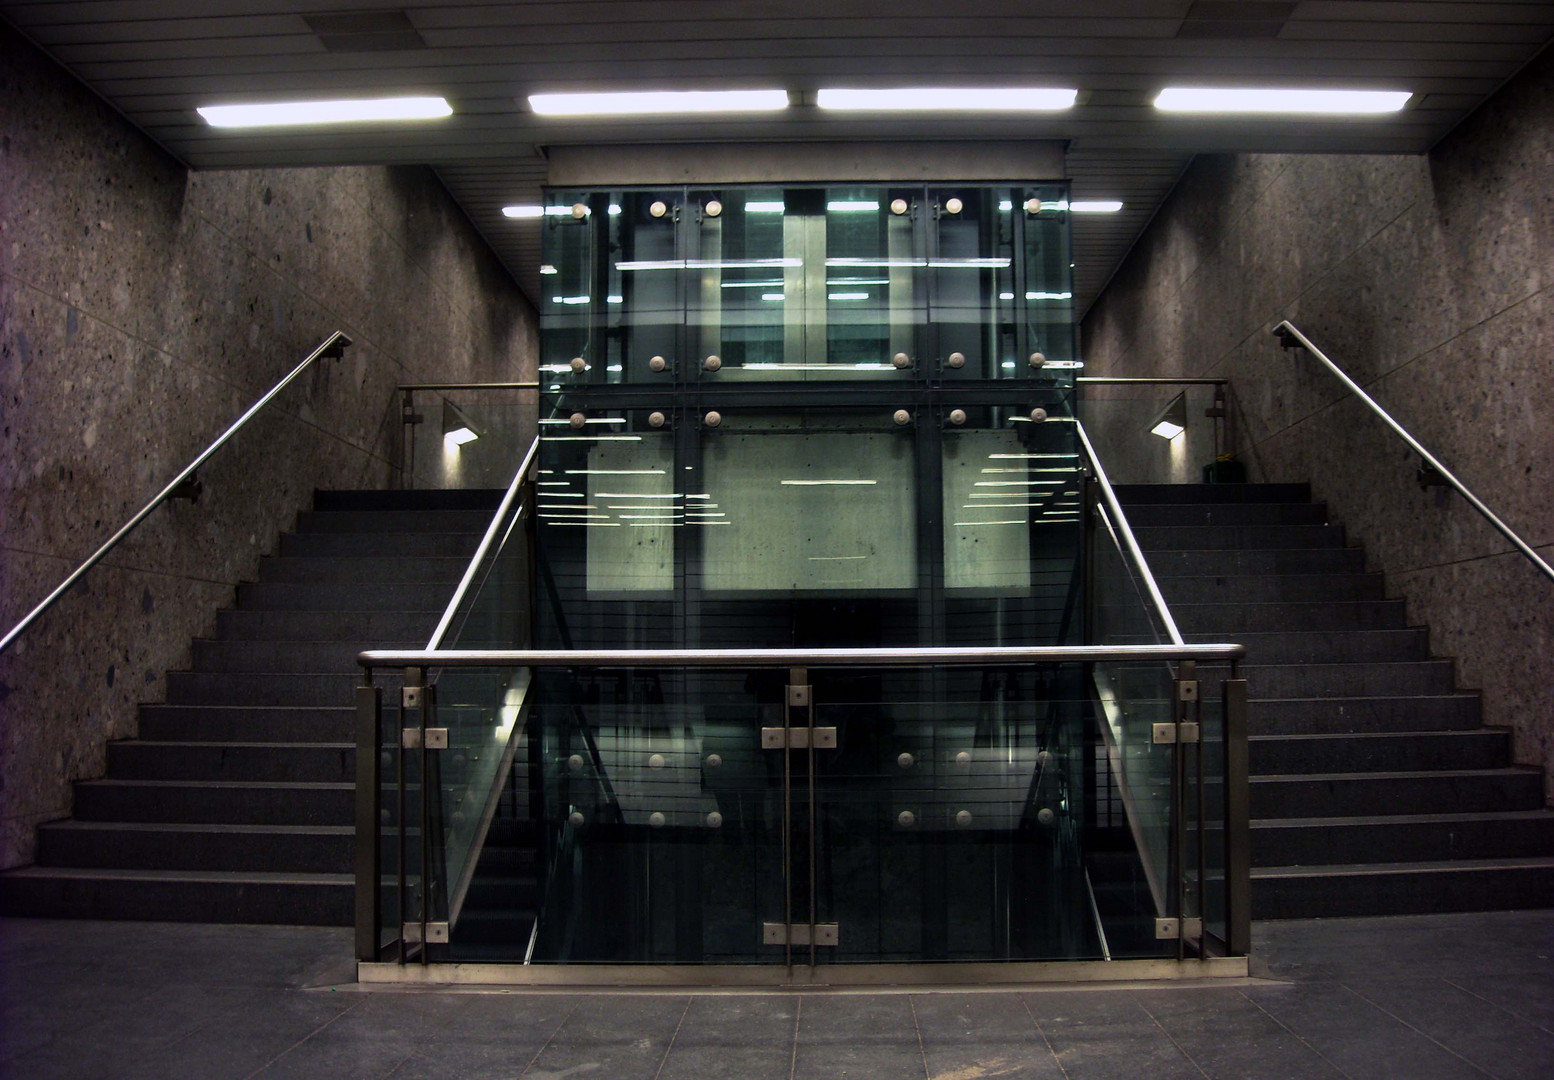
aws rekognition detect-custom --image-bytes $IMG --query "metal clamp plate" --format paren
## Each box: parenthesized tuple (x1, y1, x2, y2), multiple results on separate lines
(1177, 680, 1199, 702)
(402, 686, 422, 708)
(761, 727, 837, 750)
(401, 727, 448, 750)
(1152, 722, 1200, 745)
(762, 922, 840, 947)
(401, 921, 449, 944)
(787, 684, 812, 707)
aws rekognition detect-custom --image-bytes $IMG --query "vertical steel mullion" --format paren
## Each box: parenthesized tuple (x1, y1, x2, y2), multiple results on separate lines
(807, 677, 817, 971)
(782, 673, 793, 971)
(1225, 662, 1252, 956)
(419, 681, 433, 965)
(395, 681, 407, 965)
(1194, 691, 1207, 957)
(354, 681, 382, 962)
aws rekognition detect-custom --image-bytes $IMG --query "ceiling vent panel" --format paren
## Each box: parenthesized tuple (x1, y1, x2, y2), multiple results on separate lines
(303, 10, 426, 52)
(1176, 1, 1296, 39)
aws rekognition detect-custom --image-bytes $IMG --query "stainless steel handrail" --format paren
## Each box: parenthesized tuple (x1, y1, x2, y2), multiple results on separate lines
(1075, 420, 1186, 645)
(424, 436, 540, 649)
(0, 330, 353, 656)
(398, 381, 540, 391)
(361, 643, 1242, 671)
(1077, 377, 1228, 385)
(1274, 320, 1554, 583)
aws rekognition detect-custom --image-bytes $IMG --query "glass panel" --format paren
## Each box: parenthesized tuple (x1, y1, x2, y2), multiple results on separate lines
(527, 666, 787, 964)
(1077, 383, 1232, 486)
(403, 390, 537, 490)
(940, 404, 1083, 644)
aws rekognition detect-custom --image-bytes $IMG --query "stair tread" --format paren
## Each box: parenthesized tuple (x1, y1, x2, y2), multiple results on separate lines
(1248, 729, 1500, 743)
(1254, 809, 1554, 827)
(1253, 767, 1541, 782)
(1, 866, 352, 884)
(1253, 856, 1554, 878)
(78, 779, 353, 790)
(38, 820, 353, 835)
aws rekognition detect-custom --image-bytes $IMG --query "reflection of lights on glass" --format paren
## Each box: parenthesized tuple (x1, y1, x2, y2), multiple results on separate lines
(720, 279, 785, 288)
(827, 200, 880, 212)
(1026, 291, 1073, 300)
(551, 295, 589, 305)
(745, 201, 785, 212)
(828, 291, 869, 301)
(539, 264, 558, 275)
(761, 293, 786, 301)
(779, 479, 878, 486)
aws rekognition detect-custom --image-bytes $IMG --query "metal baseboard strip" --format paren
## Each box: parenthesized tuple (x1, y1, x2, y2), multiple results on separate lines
(357, 956, 1249, 989)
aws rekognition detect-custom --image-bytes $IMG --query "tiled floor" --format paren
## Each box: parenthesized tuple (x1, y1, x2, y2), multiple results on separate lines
(2, 911, 1552, 1078)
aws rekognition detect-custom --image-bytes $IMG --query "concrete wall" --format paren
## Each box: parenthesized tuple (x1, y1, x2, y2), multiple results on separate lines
(1082, 48, 1553, 794)
(0, 23, 538, 866)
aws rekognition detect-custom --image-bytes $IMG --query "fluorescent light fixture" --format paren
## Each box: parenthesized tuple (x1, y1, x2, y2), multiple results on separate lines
(197, 96, 452, 128)
(551, 295, 589, 305)
(1027, 291, 1073, 300)
(1150, 393, 1188, 440)
(502, 205, 545, 219)
(1154, 88, 1411, 114)
(745, 201, 786, 213)
(817, 87, 1077, 111)
(829, 292, 870, 301)
(825, 258, 926, 268)
(721, 279, 786, 289)
(597, 492, 681, 499)
(828, 200, 880, 213)
(827, 278, 889, 286)
(929, 258, 1011, 268)
(563, 469, 664, 475)
(780, 479, 878, 486)
(954, 519, 1027, 527)
(544, 206, 577, 217)
(528, 90, 789, 116)
(617, 258, 801, 271)
(1070, 200, 1123, 213)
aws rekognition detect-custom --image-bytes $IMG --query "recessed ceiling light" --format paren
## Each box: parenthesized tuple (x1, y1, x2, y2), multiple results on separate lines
(527, 90, 789, 116)
(1070, 200, 1123, 213)
(817, 88, 1077, 111)
(1154, 88, 1410, 114)
(197, 96, 452, 127)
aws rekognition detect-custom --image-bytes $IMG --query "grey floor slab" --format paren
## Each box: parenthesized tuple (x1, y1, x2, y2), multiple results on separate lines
(2, 912, 1553, 1080)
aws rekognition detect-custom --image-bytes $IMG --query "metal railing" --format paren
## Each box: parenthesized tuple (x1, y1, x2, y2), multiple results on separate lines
(0, 331, 353, 656)
(1274, 320, 1553, 583)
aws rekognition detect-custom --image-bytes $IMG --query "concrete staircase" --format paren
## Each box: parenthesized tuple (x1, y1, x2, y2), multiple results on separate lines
(0, 489, 507, 925)
(1117, 482, 1554, 918)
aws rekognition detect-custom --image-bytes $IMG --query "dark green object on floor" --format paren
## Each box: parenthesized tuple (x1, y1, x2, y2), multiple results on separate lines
(1203, 455, 1247, 483)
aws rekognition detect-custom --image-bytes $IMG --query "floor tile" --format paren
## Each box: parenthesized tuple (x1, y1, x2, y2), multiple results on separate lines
(1022, 990, 1206, 1080)
(1344, 977, 1554, 1080)
(1133, 987, 1347, 1079)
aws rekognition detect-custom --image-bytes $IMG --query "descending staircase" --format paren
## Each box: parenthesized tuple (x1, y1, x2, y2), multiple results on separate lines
(1116, 482, 1554, 918)
(0, 488, 521, 925)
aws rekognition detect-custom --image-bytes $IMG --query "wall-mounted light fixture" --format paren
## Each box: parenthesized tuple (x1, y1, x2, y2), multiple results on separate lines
(1150, 393, 1188, 440)
(443, 399, 483, 446)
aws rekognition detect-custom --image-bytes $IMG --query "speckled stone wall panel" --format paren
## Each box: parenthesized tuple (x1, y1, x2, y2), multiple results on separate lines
(0, 23, 538, 867)
(1081, 46, 1554, 797)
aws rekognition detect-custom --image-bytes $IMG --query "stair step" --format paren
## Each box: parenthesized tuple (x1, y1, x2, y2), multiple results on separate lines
(0, 866, 352, 925)
(297, 509, 498, 534)
(1114, 483, 1311, 505)
(1124, 503, 1329, 528)
(257, 556, 473, 583)
(167, 671, 372, 707)
(1248, 695, 1482, 735)
(1168, 600, 1407, 633)
(314, 489, 505, 512)
(1249, 729, 1509, 774)
(35, 820, 353, 874)
(1187, 629, 1427, 665)
(1133, 524, 1344, 550)
(1252, 857, 1554, 919)
(106, 741, 355, 783)
(72, 779, 352, 825)
(193, 639, 420, 674)
(1250, 768, 1545, 818)
(279, 531, 482, 558)
(1252, 811, 1554, 867)
(138, 705, 355, 743)
(1144, 547, 1366, 576)
(1212, 660, 1458, 699)
(216, 609, 441, 641)
(1158, 573, 1384, 603)
(236, 581, 463, 611)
